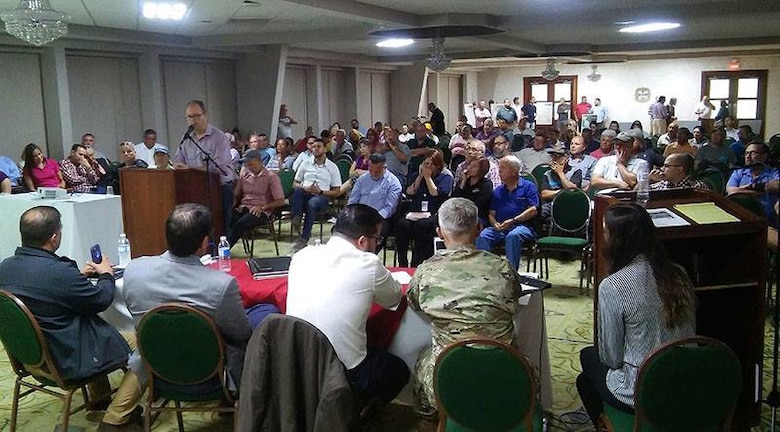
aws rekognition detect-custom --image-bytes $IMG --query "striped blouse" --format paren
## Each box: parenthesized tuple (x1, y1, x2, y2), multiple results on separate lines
(597, 255, 695, 406)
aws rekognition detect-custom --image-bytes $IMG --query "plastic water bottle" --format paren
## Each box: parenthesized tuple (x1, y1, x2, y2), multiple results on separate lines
(106, 185, 114, 195)
(218, 236, 232, 272)
(314, 239, 322, 247)
(636, 160, 650, 206)
(117, 233, 131, 267)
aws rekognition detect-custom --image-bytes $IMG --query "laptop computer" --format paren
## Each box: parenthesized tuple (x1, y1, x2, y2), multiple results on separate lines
(247, 256, 292, 280)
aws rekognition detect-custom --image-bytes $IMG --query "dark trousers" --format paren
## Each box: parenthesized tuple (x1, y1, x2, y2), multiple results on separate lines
(228, 207, 271, 247)
(346, 349, 409, 405)
(394, 216, 437, 267)
(576, 346, 634, 427)
(221, 182, 235, 235)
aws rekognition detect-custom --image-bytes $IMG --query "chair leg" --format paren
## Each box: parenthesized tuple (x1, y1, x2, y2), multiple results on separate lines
(10, 379, 21, 432)
(270, 222, 279, 256)
(175, 400, 184, 432)
(61, 388, 77, 432)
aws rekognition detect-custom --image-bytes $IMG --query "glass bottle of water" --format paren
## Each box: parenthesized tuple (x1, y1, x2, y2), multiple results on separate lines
(117, 233, 131, 267)
(218, 236, 232, 272)
(636, 160, 650, 206)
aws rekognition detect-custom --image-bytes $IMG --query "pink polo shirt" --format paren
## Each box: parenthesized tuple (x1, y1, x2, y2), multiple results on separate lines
(236, 167, 285, 215)
(27, 158, 61, 188)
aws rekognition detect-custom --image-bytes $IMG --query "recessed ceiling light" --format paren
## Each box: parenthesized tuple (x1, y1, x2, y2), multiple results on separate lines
(619, 22, 680, 33)
(142, 2, 188, 21)
(376, 38, 414, 48)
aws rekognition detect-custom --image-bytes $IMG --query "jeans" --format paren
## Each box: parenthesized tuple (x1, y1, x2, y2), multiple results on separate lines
(576, 346, 634, 427)
(475, 224, 535, 271)
(221, 182, 235, 235)
(291, 188, 329, 240)
(228, 207, 270, 247)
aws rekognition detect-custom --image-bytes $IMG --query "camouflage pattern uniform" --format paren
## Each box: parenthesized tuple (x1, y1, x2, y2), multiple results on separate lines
(407, 245, 521, 413)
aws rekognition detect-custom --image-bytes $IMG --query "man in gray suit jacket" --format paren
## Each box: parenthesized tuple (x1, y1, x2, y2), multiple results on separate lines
(99, 203, 252, 432)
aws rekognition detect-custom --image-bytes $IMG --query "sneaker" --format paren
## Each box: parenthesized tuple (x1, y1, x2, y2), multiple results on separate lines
(291, 238, 308, 253)
(326, 216, 337, 224)
(291, 215, 302, 234)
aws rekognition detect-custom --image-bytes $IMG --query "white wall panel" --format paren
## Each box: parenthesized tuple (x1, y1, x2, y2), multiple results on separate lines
(67, 55, 142, 160)
(281, 67, 308, 139)
(0, 52, 46, 162)
(323, 69, 346, 129)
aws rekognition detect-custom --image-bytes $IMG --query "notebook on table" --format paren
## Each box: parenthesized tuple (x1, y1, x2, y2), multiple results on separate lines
(247, 256, 292, 280)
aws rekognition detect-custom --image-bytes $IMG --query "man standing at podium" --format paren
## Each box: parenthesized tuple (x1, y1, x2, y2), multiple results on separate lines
(174, 100, 236, 233)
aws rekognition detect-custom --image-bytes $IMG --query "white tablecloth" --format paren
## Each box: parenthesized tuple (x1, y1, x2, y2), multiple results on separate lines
(0, 193, 124, 265)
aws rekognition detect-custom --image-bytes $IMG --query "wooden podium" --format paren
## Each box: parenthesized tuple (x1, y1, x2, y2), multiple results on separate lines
(593, 189, 766, 430)
(119, 168, 224, 258)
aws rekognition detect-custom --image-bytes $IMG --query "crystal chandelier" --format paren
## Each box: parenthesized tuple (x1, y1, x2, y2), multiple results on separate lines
(427, 37, 451, 72)
(1, 0, 70, 47)
(541, 58, 560, 81)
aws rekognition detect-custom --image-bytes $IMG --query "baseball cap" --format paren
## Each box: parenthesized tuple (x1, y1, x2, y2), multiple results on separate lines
(546, 143, 567, 155)
(153, 147, 169, 155)
(615, 129, 641, 143)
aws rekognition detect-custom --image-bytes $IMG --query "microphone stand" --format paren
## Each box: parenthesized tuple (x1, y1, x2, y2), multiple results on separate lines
(181, 130, 230, 253)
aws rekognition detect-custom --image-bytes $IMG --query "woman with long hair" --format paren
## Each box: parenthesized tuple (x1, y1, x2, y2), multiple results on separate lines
(21, 143, 64, 191)
(576, 204, 696, 426)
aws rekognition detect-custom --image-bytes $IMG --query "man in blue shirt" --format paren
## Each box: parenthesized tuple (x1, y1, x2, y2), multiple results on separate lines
(476, 155, 538, 270)
(727, 142, 779, 227)
(0, 155, 22, 186)
(496, 99, 519, 126)
(348, 153, 402, 239)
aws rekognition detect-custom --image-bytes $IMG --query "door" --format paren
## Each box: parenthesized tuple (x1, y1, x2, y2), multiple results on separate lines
(523, 75, 578, 130)
(702, 70, 767, 137)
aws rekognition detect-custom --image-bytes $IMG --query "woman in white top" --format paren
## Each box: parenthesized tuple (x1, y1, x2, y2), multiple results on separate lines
(576, 203, 696, 426)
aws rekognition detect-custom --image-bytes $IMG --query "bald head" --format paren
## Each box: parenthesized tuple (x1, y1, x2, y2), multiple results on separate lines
(20, 206, 61, 250)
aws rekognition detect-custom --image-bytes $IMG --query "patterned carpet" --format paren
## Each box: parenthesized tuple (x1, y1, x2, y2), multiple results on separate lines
(0, 223, 776, 431)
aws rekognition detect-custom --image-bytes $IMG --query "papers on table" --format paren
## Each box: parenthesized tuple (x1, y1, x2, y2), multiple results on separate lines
(391, 271, 412, 285)
(673, 202, 740, 224)
(647, 208, 691, 228)
(405, 212, 431, 221)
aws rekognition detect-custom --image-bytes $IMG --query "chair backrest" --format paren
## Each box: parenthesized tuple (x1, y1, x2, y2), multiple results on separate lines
(696, 168, 725, 194)
(278, 169, 296, 198)
(434, 338, 537, 431)
(137, 303, 224, 387)
(450, 154, 466, 172)
(520, 172, 538, 190)
(635, 336, 741, 431)
(549, 189, 591, 235)
(728, 193, 765, 218)
(531, 164, 551, 188)
(336, 159, 351, 183)
(0, 289, 67, 385)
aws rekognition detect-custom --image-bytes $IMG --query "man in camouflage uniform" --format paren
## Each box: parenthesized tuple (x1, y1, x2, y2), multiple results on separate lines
(407, 197, 522, 415)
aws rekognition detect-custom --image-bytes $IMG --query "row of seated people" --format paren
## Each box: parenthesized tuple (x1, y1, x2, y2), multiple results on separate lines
(0, 197, 699, 430)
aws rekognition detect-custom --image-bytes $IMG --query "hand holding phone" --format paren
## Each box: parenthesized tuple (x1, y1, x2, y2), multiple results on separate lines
(90, 244, 103, 264)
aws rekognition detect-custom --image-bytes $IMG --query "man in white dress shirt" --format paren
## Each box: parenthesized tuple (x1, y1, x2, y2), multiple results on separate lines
(286, 204, 409, 405)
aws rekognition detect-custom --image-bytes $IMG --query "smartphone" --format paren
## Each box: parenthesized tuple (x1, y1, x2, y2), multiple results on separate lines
(90, 244, 103, 264)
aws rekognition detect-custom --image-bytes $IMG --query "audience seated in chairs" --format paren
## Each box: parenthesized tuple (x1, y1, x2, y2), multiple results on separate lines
(516, 132, 552, 173)
(103, 203, 254, 431)
(0, 206, 133, 430)
(475, 155, 538, 271)
(227, 149, 286, 247)
(695, 128, 736, 171)
(649, 153, 709, 190)
(60, 144, 100, 193)
(541, 137, 596, 220)
(148, 147, 173, 170)
(291, 138, 342, 252)
(590, 130, 645, 192)
(347, 153, 402, 240)
(21, 143, 65, 191)
(727, 141, 780, 227)
(407, 197, 523, 416)
(286, 204, 409, 407)
(265, 138, 295, 172)
(395, 149, 454, 267)
(452, 157, 493, 227)
(118, 141, 148, 169)
(331, 128, 354, 160)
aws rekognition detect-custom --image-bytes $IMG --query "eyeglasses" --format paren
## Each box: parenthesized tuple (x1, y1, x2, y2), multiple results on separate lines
(364, 235, 384, 245)
(186, 113, 203, 119)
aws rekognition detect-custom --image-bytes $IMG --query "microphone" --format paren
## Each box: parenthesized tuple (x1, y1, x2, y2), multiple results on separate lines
(179, 125, 195, 146)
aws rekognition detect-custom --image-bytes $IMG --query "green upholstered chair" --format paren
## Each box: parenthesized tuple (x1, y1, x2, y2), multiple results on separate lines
(276, 168, 296, 240)
(137, 303, 235, 432)
(531, 164, 551, 191)
(520, 172, 538, 190)
(336, 158, 351, 183)
(534, 189, 591, 292)
(697, 168, 726, 194)
(434, 338, 543, 432)
(601, 336, 741, 432)
(0, 289, 126, 432)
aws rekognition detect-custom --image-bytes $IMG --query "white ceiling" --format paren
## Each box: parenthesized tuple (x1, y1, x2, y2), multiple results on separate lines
(0, 0, 778, 69)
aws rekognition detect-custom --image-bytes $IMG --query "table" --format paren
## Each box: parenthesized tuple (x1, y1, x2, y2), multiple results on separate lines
(0, 192, 124, 265)
(101, 258, 554, 411)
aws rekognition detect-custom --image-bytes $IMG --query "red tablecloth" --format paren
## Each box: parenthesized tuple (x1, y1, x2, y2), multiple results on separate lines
(229, 259, 412, 349)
